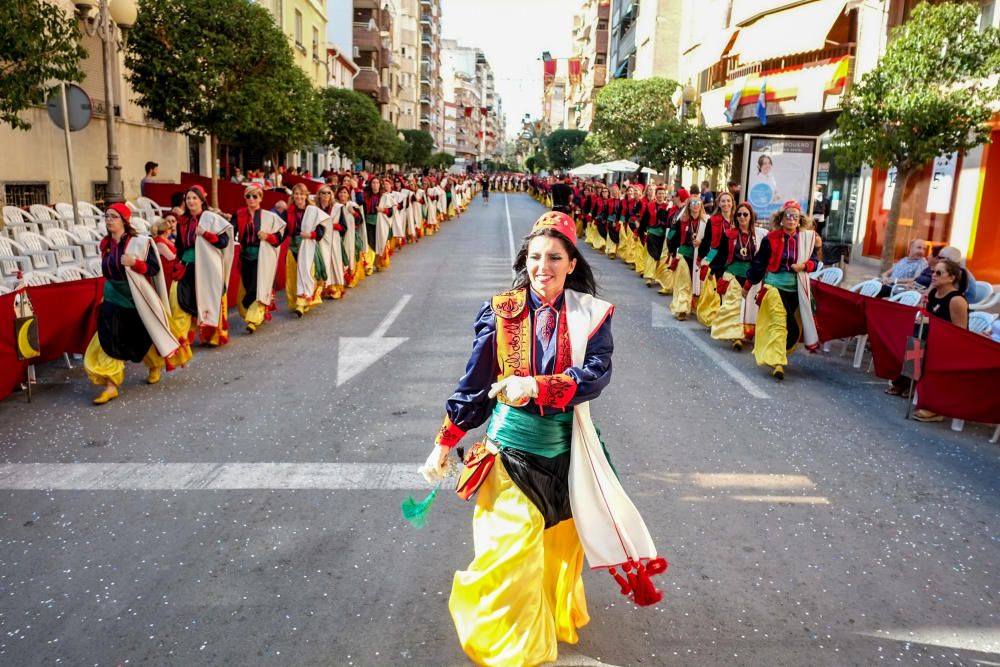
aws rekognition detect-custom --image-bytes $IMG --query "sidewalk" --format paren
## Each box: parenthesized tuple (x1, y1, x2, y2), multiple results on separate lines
(834, 252, 881, 288)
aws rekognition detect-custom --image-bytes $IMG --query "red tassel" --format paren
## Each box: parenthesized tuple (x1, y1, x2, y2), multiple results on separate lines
(608, 567, 631, 595)
(646, 557, 668, 576)
(631, 562, 663, 607)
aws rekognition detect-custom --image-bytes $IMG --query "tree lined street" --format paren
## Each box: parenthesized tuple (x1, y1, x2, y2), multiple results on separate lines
(1, 193, 998, 665)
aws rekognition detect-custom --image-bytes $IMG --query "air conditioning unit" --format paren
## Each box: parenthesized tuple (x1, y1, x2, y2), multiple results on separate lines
(353, 46, 360, 59)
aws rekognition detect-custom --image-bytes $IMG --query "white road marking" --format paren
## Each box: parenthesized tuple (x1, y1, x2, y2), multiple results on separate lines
(504, 193, 516, 279)
(337, 294, 411, 386)
(0, 463, 432, 491)
(651, 301, 771, 399)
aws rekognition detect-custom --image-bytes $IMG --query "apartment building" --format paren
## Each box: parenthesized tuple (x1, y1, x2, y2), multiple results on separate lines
(568, 0, 611, 131)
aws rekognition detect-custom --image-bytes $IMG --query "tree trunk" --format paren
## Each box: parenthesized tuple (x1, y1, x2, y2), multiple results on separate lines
(210, 133, 219, 210)
(880, 165, 913, 274)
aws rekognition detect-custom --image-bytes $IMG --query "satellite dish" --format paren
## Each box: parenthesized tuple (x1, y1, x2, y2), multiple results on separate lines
(47, 83, 93, 132)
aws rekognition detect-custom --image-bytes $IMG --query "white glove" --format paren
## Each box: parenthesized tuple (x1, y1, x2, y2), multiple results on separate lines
(488, 375, 539, 403)
(419, 444, 451, 485)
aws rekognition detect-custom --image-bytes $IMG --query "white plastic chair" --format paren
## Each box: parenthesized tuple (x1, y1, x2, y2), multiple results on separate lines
(808, 261, 825, 278)
(76, 201, 105, 225)
(0, 236, 58, 272)
(889, 290, 922, 307)
(72, 225, 104, 244)
(18, 231, 81, 266)
(843, 279, 884, 365)
(967, 282, 996, 311)
(126, 201, 142, 220)
(85, 256, 102, 277)
(28, 204, 65, 230)
(130, 217, 151, 235)
(813, 266, 843, 287)
(136, 196, 166, 223)
(45, 227, 100, 259)
(22, 271, 56, 287)
(54, 202, 83, 227)
(968, 311, 996, 334)
(55, 265, 89, 283)
(2, 206, 39, 238)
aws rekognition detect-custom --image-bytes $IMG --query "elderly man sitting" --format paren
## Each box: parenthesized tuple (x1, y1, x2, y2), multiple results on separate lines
(878, 239, 927, 297)
(914, 246, 977, 300)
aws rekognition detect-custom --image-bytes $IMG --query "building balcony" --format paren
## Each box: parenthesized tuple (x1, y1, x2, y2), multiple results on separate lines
(355, 0, 380, 8)
(353, 24, 383, 51)
(377, 86, 390, 105)
(355, 67, 381, 95)
(595, 28, 608, 54)
(593, 64, 607, 87)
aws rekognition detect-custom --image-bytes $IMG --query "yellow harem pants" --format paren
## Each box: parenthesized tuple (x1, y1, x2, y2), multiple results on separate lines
(710, 274, 747, 342)
(285, 251, 323, 314)
(696, 273, 720, 327)
(237, 282, 269, 329)
(669, 256, 693, 317)
(450, 459, 589, 667)
(753, 287, 801, 368)
(84, 333, 164, 387)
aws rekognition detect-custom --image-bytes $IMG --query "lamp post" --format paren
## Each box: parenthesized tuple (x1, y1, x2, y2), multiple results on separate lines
(75, 0, 137, 205)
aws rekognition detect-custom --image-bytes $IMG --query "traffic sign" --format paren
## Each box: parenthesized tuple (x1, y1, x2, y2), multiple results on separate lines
(46, 83, 93, 132)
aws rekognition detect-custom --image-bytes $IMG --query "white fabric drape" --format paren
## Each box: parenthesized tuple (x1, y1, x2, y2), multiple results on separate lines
(256, 210, 285, 305)
(125, 235, 179, 358)
(194, 210, 234, 329)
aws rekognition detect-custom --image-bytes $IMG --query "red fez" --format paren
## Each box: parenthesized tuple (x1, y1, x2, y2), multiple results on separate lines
(783, 200, 801, 211)
(531, 211, 577, 247)
(676, 188, 690, 203)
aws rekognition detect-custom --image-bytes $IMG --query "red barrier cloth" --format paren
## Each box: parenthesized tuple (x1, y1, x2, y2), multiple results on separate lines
(811, 280, 867, 342)
(228, 253, 241, 308)
(0, 278, 103, 401)
(864, 297, 920, 379)
(916, 318, 1000, 423)
(180, 173, 288, 215)
(282, 173, 322, 194)
(0, 291, 29, 399)
(31, 278, 103, 358)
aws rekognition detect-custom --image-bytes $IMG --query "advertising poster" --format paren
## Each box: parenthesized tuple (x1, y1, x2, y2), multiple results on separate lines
(743, 135, 818, 221)
(926, 153, 958, 214)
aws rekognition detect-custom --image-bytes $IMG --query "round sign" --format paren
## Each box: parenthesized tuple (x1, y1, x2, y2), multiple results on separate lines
(46, 83, 93, 132)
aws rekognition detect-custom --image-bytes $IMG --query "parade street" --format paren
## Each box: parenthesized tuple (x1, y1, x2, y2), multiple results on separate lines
(0, 193, 998, 667)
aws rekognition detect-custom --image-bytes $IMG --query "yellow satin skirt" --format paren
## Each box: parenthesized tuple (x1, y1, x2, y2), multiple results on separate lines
(653, 256, 675, 293)
(237, 283, 269, 328)
(754, 287, 790, 368)
(285, 251, 323, 313)
(84, 333, 162, 387)
(711, 274, 746, 342)
(670, 256, 692, 317)
(450, 459, 589, 667)
(696, 273, 720, 327)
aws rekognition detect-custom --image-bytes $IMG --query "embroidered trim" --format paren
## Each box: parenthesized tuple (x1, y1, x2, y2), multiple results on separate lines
(434, 415, 466, 447)
(535, 373, 577, 409)
(491, 288, 527, 319)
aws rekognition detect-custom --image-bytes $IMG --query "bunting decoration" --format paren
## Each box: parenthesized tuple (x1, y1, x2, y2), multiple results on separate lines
(543, 59, 557, 89)
(568, 58, 582, 87)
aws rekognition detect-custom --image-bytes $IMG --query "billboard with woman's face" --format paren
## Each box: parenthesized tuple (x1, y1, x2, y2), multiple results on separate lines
(742, 135, 819, 222)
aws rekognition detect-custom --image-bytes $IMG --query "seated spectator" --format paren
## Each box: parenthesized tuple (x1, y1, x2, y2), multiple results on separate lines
(700, 180, 715, 213)
(913, 245, 942, 291)
(938, 246, 978, 302)
(271, 199, 287, 216)
(231, 167, 245, 184)
(911, 258, 970, 422)
(878, 239, 927, 297)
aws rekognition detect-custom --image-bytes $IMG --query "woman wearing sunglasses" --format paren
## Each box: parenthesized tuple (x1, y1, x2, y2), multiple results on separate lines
(315, 185, 348, 300)
(665, 196, 708, 320)
(711, 202, 767, 350)
(742, 200, 820, 379)
(235, 185, 285, 334)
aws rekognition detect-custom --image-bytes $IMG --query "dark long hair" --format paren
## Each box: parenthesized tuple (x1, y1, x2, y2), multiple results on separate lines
(511, 229, 598, 296)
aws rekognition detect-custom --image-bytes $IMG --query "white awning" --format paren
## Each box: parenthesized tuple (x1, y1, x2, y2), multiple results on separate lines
(683, 29, 737, 75)
(729, 0, 846, 65)
(596, 159, 640, 172)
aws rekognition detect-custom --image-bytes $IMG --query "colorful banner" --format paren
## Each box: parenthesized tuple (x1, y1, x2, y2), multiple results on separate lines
(543, 59, 557, 88)
(568, 58, 582, 87)
(926, 153, 958, 214)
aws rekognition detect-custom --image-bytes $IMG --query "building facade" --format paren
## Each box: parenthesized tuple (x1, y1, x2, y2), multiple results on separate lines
(568, 0, 611, 131)
(608, 0, 682, 82)
(352, 0, 395, 121)
(418, 0, 445, 147)
(440, 40, 503, 168)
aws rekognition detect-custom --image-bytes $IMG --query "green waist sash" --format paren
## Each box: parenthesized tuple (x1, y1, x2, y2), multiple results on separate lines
(103, 279, 134, 309)
(181, 247, 196, 263)
(365, 213, 377, 226)
(726, 260, 750, 279)
(677, 245, 693, 258)
(486, 403, 573, 458)
(765, 271, 797, 292)
(646, 227, 666, 237)
(242, 245, 260, 261)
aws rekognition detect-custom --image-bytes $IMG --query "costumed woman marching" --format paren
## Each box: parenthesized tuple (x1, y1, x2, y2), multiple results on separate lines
(421, 211, 667, 667)
(85, 203, 186, 404)
(742, 200, 819, 379)
(710, 202, 767, 350)
(236, 184, 285, 334)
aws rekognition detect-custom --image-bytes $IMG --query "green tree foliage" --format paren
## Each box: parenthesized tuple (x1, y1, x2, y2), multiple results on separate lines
(125, 0, 297, 204)
(572, 132, 615, 166)
(524, 156, 538, 174)
(401, 129, 435, 167)
(0, 0, 86, 130)
(360, 120, 406, 168)
(545, 129, 588, 170)
(428, 152, 456, 170)
(836, 2, 1000, 270)
(321, 88, 381, 162)
(637, 120, 727, 184)
(235, 66, 324, 170)
(591, 77, 679, 159)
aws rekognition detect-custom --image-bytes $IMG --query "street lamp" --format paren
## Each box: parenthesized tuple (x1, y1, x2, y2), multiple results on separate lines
(75, 0, 137, 205)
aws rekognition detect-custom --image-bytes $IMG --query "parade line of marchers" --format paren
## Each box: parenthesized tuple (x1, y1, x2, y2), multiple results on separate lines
(532, 175, 822, 381)
(81, 173, 477, 405)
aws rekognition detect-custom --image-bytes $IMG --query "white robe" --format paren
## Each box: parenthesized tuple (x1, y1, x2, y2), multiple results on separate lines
(124, 235, 178, 359)
(391, 191, 407, 240)
(376, 193, 394, 256)
(194, 211, 234, 329)
(295, 205, 332, 299)
(255, 210, 285, 306)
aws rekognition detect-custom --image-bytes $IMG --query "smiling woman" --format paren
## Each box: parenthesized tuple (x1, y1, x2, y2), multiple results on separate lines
(420, 210, 667, 666)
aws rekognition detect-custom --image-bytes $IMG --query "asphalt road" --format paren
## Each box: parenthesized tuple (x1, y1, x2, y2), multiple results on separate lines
(1, 193, 998, 666)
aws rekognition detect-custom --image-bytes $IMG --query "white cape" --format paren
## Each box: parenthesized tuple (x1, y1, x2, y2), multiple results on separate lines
(124, 235, 179, 359)
(296, 205, 331, 299)
(256, 209, 286, 305)
(194, 210, 234, 329)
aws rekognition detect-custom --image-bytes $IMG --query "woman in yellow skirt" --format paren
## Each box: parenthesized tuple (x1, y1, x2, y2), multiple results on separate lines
(665, 195, 707, 320)
(710, 202, 767, 350)
(85, 203, 184, 404)
(742, 200, 819, 379)
(695, 191, 736, 327)
(422, 212, 665, 666)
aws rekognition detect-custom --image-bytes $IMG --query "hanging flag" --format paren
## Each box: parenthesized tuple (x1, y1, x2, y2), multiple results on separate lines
(825, 57, 850, 95)
(568, 58, 582, 87)
(480, 106, 487, 115)
(756, 78, 768, 126)
(464, 106, 473, 118)
(724, 78, 743, 123)
(543, 59, 557, 89)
